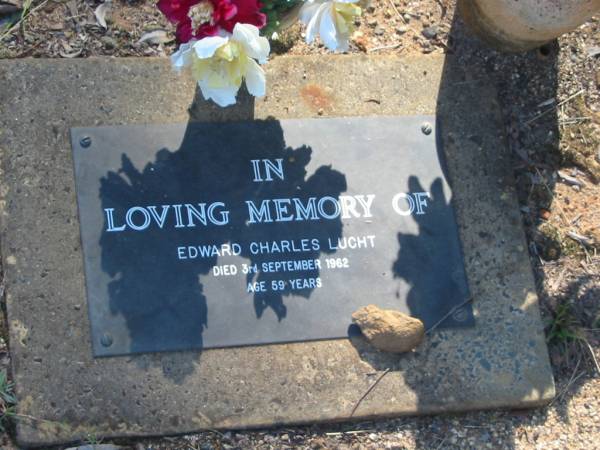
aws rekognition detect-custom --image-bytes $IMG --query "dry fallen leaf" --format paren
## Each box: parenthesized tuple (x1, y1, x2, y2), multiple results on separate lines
(59, 48, 83, 58)
(137, 30, 172, 45)
(94, 1, 111, 29)
(66, 0, 77, 18)
(587, 46, 600, 58)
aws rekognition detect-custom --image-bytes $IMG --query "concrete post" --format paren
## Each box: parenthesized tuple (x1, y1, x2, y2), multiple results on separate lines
(458, 0, 600, 51)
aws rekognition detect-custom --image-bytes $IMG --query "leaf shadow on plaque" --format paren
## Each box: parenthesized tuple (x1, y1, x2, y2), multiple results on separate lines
(392, 175, 472, 330)
(348, 172, 471, 369)
(98, 88, 346, 381)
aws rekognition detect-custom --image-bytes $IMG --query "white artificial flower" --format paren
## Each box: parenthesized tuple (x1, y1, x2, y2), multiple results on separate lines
(170, 23, 270, 107)
(300, 0, 361, 53)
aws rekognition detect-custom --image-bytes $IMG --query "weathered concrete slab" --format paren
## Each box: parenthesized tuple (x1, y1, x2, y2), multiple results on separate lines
(0, 55, 555, 447)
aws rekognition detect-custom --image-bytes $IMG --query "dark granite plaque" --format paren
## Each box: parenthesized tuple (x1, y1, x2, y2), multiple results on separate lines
(71, 116, 473, 357)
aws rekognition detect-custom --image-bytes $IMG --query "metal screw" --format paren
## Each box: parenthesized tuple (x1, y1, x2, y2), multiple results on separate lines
(100, 333, 113, 347)
(421, 122, 433, 135)
(80, 136, 92, 148)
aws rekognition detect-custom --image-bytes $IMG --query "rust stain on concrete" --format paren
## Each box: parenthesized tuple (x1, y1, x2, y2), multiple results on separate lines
(300, 84, 334, 112)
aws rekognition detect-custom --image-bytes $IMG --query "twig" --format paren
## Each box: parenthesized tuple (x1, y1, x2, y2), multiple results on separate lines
(583, 339, 600, 375)
(567, 231, 593, 248)
(557, 170, 586, 187)
(559, 116, 591, 125)
(425, 297, 473, 334)
(369, 43, 401, 52)
(558, 371, 586, 404)
(550, 357, 581, 405)
(11, 413, 70, 430)
(525, 89, 585, 125)
(325, 429, 375, 436)
(388, 0, 407, 24)
(580, 127, 588, 146)
(435, 436, 448, 450)
(571, 213, 583, 225)
(350, 368, 390, 417)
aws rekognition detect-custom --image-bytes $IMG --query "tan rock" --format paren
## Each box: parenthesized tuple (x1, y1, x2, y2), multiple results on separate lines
(352, 305, 425, 353)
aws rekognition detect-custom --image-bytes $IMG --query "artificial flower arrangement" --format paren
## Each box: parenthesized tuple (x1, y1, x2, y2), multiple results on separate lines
(157, 0, 362, 106)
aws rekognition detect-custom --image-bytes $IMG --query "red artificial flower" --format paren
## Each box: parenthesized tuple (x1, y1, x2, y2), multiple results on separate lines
(158, 0, 266, 44)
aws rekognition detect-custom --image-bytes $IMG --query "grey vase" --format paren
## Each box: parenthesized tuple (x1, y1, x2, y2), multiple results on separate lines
(458, 0, 600, 51)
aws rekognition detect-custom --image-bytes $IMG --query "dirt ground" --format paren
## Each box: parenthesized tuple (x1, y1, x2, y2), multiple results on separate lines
(1, 0, 600, 449)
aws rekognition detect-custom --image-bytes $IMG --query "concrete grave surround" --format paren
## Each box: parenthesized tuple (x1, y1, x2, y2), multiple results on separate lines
(0, 55, 555, 447)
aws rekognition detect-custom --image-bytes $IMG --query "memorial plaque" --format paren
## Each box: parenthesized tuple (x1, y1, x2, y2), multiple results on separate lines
(71, 115, 473, 356)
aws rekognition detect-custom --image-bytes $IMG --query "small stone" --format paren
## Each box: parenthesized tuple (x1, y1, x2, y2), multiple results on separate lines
(367, 18, 377, 28)
(374, 26, 385, 36)
(421, 26, 438, 39)
(539, 208, 551, 220)
(421, 42, 434, 53)
(403, 13, 411, 22)
(396, 25, 408, 35)
(353, 34, 368, 52)
(352, 305, 425, 353)
(101, 36, 117, 49)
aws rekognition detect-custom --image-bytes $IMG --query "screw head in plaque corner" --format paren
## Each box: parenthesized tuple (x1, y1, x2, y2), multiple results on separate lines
(100, 333, 113, 347)
(79, 136, 92, 148)
(421, 122, 433, 136)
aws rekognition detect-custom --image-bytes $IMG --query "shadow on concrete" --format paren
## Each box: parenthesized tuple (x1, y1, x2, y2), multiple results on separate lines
(404, 5, 579, 450)
(392, 175, 473, 328)
(98, 87, 345, 379)
(413, 7, 562, 449)
(347, 5, 565, 449)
